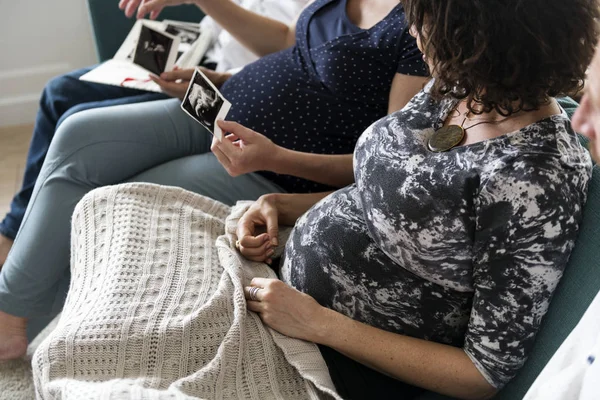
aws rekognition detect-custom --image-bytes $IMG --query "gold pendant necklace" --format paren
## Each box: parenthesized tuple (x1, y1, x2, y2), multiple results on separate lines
(427, 113, 467, 153)
(427, 124, 465, 152)
(427, 107, 514, 153)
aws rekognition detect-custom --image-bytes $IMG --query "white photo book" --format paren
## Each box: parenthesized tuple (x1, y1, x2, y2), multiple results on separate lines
(80, 19, 213, 93)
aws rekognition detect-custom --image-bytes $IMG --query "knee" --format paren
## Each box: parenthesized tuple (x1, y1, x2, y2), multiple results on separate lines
(40, 72, 84, 116)
(42, 74, 75, 102)
(47, 110, 102, 160)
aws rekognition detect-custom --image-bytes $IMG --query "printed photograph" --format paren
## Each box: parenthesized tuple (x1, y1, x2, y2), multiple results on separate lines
(133, 25, 176, 75)
(181, 68, 231, 139)
(165, 24, 200, 45)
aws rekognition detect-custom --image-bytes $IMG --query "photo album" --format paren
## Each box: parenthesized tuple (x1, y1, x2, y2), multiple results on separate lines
(180, 68, 231, 141)
(80, 19, 213, 92)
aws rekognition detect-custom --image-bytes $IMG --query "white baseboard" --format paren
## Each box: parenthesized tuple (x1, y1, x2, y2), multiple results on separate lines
(0, 63, 72, 127)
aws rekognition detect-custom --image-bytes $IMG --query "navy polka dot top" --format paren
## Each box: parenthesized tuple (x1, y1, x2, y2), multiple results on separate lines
(221, 0, 428, 193)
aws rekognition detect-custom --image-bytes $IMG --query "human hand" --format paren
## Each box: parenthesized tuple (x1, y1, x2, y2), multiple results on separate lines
(211, 120, 281, 176)
(245, 278, 330, 342)
(150, 67, 231, 99)
(236, 195, 280, 264)
(118, 0, 194, 20)
(149, 68, 194, 99)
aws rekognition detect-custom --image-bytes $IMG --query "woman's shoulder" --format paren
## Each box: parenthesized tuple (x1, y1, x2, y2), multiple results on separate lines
(479, 114, 592, 206)
(510, 112, 591, 171)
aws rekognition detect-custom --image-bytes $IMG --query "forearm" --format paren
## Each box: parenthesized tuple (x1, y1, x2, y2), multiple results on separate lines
(268, 192, 332, 225)
(194, 0, 293, 56)
(269, 148, 354, 188)
(315, 309, 497, 400)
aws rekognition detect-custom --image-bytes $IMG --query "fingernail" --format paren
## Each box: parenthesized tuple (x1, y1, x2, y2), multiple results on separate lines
(266, 258, 272, 265)
(267, 249, 274, 257)
(263, 236, 270, 243)
(271, 238, 278, 246)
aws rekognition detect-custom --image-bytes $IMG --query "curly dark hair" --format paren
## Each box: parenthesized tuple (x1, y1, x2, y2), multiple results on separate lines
(403, 0, 600, 115)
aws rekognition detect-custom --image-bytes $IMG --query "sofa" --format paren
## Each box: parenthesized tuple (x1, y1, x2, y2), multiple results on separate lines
(86, 2, 600, 399)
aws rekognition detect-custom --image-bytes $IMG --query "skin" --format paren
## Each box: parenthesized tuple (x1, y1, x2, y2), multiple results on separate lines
(0, 0, 426, 361)
(121, 0, 429, 185)
(187, 0, 428, 184)
(573, 49, 600, 162)
(149, 67, 231, 99)
(231, 23, 585, 400)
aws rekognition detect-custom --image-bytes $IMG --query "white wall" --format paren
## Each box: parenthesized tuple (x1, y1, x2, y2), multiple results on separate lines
(0, 0, 98, 127)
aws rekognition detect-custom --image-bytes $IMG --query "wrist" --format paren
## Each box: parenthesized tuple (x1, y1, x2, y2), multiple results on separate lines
(217, 72, 232, 87)
(266, 145, 289, 174)
(311, 307, 346, 345)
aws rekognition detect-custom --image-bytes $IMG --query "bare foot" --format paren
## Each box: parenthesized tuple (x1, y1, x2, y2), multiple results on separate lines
(0, 234, 13, 267)
(0, 310, 27, 360)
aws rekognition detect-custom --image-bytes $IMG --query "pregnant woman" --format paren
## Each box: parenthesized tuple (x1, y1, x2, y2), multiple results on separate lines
(0, 0, 428, 360)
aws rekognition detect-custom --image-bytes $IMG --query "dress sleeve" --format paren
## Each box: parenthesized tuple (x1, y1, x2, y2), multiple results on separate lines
(464, 154, 590, 389)
(395, 27, 429, 77)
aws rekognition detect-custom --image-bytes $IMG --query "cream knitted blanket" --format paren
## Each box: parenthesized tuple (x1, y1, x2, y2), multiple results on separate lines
(32, 183, 340, 400)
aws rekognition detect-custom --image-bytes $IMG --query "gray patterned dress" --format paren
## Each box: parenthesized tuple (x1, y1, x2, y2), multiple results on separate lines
(281, 84, 592, 389)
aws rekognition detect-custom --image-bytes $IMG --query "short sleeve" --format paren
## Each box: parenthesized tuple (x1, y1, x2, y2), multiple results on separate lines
(396, 27, 429, 77)
(464, 154, 591, 389)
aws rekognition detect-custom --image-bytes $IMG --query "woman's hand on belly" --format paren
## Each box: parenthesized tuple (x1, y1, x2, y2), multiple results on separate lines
(245, 278, 331, 342)
(211, 121, 281, 177)
(246, 277, 497, 399)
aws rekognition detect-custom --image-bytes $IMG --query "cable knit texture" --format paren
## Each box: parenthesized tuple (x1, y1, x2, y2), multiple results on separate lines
(32, 183, 339, 400)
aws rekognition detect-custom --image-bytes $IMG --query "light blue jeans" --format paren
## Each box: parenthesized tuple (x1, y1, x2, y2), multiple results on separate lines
(0, 98, 284, 328)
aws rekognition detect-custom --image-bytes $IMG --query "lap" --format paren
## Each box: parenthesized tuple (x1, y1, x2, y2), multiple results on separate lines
(49, 65, 163, 101)
(50, 98, 209, 159)
(58, 92, 168, 127)
(130, 153, 286, 206)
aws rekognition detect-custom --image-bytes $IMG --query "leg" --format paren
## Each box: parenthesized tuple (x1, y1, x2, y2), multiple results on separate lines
(0, 98, 208, 359)
(0, 66, 168, 264)
(130, 153, 285, 205)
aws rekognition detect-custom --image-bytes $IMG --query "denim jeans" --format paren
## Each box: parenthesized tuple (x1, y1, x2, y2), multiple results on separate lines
(0, 66, 168, 240)
(0, 98, 285, 322)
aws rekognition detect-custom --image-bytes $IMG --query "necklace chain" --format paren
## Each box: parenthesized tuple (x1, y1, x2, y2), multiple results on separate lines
(455, 109, 516, 131)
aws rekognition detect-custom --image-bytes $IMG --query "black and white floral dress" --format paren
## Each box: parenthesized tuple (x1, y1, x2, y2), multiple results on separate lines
(281, 83, 592, 390)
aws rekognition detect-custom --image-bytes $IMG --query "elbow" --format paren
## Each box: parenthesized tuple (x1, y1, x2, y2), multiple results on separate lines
(461, 385, 498, 400)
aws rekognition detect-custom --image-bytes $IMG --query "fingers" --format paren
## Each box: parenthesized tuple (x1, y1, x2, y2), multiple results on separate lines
(149, 8, 163, 20)
(246, 300, 264, 313)
(240, 240, 273, 258)
(137, 0, 169, 19)
(118, 0, 130, 11)
(250, 277, 276, 289)
(123, 0, 143, 18)
(148, 75, 187, 99)
(265, 212, 279, 247)
(239, 232, 270, 249)
(211, 134, 243, 175)
(160, 68, 195, 81)
(217, 120, 254, 141)
(244, 286, 265, 301)
(225, 133, 240, 143)
(237, 220, 273, 262)
(211, 142, 235, 171)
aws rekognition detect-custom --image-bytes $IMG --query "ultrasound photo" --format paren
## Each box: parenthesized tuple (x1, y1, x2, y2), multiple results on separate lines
(181, 68, 231, 140)
(133, 25, 178, 75)
(165, 24, 200, 45)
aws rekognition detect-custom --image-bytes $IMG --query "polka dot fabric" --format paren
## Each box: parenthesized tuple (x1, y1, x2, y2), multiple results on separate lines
(221, 0, 427, 193)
